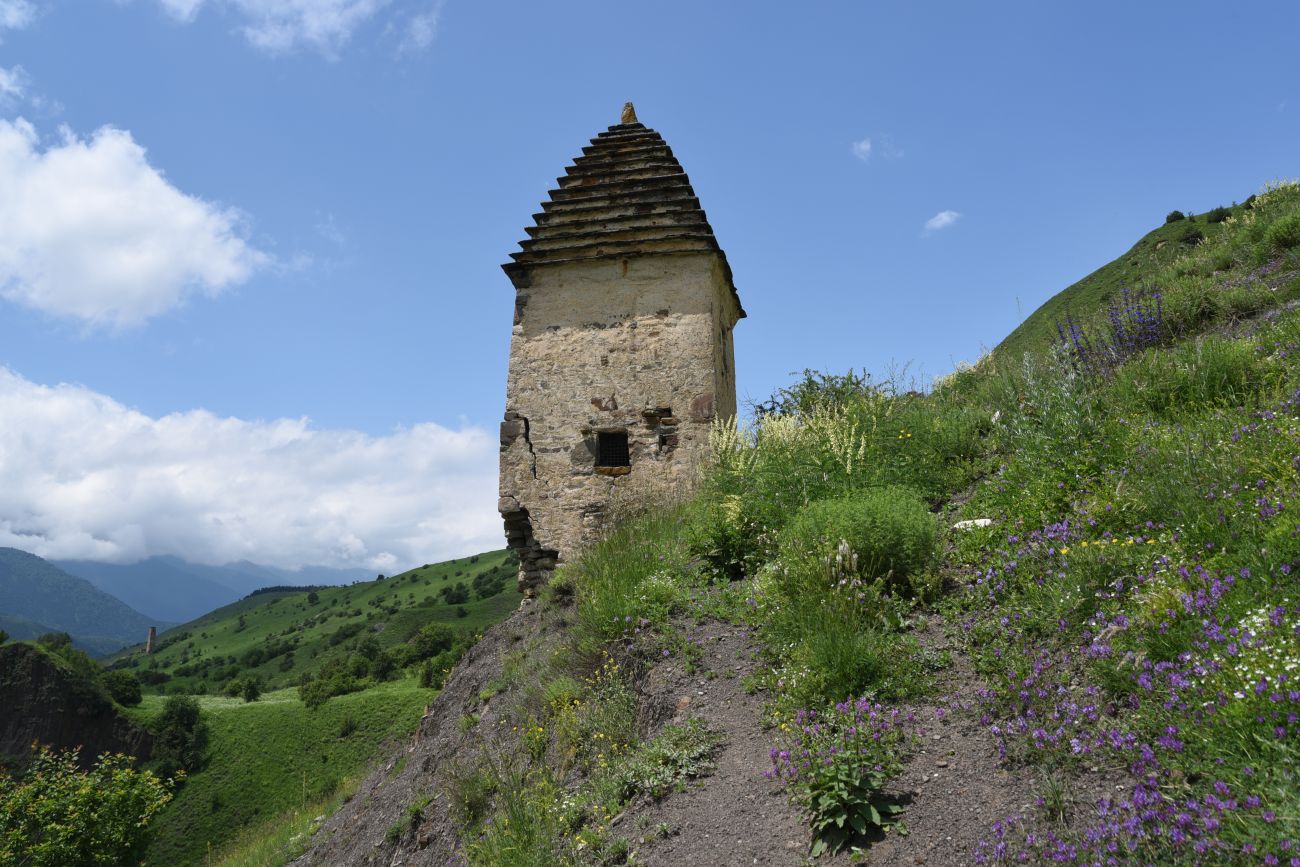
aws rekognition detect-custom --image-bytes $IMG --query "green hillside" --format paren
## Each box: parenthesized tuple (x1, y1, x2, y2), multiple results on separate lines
(377, 183, 1300, 866)
(75, 550, 522, 864)
(110, 549, 518, 695)
(0, 548, 160, 655)
(993, 197, 1293, 362)
(125, 682, 430, 866)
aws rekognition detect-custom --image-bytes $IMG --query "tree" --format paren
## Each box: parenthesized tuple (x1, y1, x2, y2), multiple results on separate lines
(148, 696, 208, 776)
(306, 590, 320, 605)
(103, 670, 143, 707)
(0, 747, 175, 866)
(240, 676, 262, 703)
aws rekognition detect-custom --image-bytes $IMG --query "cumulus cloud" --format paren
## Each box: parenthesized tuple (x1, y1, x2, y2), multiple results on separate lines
(155, 0, 391, 55)
(0, 367, 501, 570)
(0, 0, 35, 31)
(0, 118, 266, 327)
(851, 137, 872, 161)
(924, 209, 962, 233)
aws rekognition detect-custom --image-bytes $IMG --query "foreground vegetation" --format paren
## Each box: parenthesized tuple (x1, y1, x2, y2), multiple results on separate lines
(450, 181, 1300, 864)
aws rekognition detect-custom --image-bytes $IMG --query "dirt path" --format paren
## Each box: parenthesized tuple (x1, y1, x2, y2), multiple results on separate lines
(623, 612, 1057, 867)
(625, 619, 835, 866)
(864, 614, 1040, 866)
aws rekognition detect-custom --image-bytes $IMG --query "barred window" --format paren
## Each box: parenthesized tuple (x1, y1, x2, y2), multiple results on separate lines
(596, 431, 630, 468)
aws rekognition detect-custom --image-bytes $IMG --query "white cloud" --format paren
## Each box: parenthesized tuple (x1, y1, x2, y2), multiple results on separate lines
(0, 0, 36, 31)
(156, 0, 205, 20)
(156, 0, 391, 55)
(399, 0, 442, 53)
(0, 118, 266, 327)
(924, 209, 961, 233)
(0, 64, 24, 99)
(876, 134, 904, 159)
(0, 367, 502, 570)
(851, 137, 872, 161)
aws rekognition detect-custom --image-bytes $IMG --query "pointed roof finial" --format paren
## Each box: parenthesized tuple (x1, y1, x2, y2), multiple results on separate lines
(620, 101, 638, 124)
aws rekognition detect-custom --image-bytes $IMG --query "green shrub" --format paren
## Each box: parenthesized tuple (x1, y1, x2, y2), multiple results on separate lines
(104, 670, 143, 706)
(148, 696, 208, 776)
(609, 719, 720, 801)
(753, 368, 876, 417)
(1206, 205, 1231, 224)
(1111, 336, 1281, 414)
(1180, 225, 1205, 245)
(1263, 212, 1300, 251)
(1165, 210, 1186, 223)
(779, 487, 937, 592)
(0, 748, 175, 866)
(569, 504, 694, 653)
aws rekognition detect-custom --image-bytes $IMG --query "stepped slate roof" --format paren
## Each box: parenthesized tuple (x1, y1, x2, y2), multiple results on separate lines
(503, 121, 742, 315)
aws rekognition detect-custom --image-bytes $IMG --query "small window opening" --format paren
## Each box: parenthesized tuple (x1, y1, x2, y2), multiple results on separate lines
(596, 431, 630, 468)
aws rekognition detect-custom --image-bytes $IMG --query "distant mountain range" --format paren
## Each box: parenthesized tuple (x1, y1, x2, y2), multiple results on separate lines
(54, 555, 372, 624)
(0, 547, 376, 654)
(0, 548, 158, 656)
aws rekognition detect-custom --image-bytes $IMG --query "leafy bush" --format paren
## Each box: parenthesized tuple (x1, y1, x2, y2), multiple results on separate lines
(753, 368, 876, 417)
(408, 623, 458, 661)
(240, 676, 262, 703)
(779, 487, 937, 592)
(1180, 225, 1205, 245)
(103, 670, 142, 706)
(1206, 205, 1231, 223)
(1263, 212, 1300, 251)
(1164, 210, 1185, 223)
(0, 747, 175, 866)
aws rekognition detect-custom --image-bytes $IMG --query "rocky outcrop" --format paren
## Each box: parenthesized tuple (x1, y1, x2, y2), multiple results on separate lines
(0, 642, 152, 769)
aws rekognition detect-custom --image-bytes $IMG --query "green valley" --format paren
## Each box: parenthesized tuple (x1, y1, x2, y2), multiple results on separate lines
(109, 549, 517, 696)
(84, 550, 524, 864)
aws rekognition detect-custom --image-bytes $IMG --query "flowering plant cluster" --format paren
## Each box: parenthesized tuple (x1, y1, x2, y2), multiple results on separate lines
(1057, 287, 1165, 378)
(767, 699, 916, 856)
(955, 368, 1300, 863)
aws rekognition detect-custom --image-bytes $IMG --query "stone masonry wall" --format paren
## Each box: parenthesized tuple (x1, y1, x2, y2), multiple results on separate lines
(499, 252, 741, 594)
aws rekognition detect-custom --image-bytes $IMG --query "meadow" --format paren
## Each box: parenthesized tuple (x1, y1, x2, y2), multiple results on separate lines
(128, 681, 431, 865)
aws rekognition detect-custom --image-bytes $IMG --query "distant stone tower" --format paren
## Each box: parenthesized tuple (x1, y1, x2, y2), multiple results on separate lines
(499, 105, 744, 595)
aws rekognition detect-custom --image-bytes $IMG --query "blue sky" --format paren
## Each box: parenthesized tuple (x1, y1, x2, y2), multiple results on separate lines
(1, 0, 1297, 570)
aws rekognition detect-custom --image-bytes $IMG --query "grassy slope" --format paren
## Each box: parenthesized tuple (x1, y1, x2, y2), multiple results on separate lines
(993, 205, 1244, 362)
(440, 184, 1300, 865)
(112, 550, 515, 693)
(105, 551, 520, 864)
(129, 681, 430, 866)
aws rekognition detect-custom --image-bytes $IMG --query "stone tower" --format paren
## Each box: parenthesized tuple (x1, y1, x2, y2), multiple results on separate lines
(499, 106, 744, 594)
